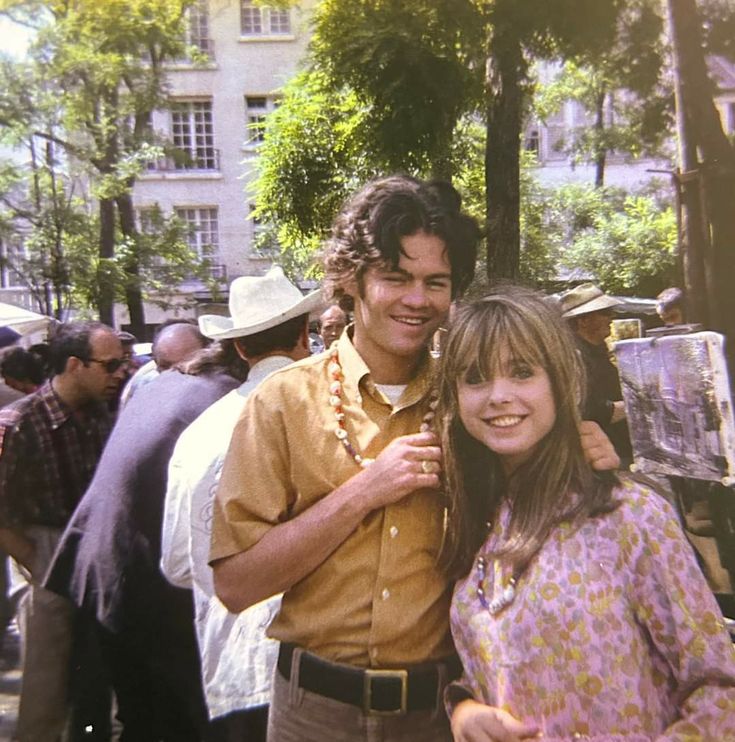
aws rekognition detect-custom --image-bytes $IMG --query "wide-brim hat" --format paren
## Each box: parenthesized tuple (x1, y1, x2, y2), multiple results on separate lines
(198, 266, 322, 340)
(559, 282, 621, 318)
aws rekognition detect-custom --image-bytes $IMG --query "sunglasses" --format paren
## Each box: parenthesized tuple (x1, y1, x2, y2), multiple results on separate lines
(87, 357, 125, 373)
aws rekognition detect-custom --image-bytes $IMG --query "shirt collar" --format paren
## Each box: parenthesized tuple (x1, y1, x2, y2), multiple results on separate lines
(336, 329, 436, 411)
(247, 355, 293, 386)
(38, 379, 74, 430)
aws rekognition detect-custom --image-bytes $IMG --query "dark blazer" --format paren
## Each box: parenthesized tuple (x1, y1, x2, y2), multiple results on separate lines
(44, 368, 240, 739)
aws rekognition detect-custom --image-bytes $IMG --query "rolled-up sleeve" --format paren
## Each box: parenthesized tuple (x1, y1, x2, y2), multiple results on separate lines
(209, 387, 293, 563)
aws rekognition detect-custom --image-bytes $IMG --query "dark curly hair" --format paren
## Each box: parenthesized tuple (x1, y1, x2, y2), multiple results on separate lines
(322, 175, 480, 311)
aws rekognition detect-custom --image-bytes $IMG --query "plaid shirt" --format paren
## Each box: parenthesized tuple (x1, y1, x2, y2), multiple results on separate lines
(0, 380, 113, 529)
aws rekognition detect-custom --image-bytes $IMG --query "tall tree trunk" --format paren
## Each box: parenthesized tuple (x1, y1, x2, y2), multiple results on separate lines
(46, 142, 67, 319)
(97, 196, 116, 327)
(485, 30, 524, 281)
(668, 0, 735, 375)
(116, 191, 146, 338)
(594, 90, 607, 188)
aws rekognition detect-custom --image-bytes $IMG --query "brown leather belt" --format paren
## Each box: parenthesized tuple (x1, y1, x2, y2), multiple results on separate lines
(277, 643, 461, 716)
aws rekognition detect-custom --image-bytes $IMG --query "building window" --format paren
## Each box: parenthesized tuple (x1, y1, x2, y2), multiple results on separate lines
(175, 207, 219, 259)
(170, 100, 218, 170)
(137, 207, 158, 234)
(188, 0, 213, 56)
(524, 129, 540, 155)
(269, 7, 291, 34)
(0, 235, 26, 289)
(245, 96, 277, 145)
(240, 1, 291, 36)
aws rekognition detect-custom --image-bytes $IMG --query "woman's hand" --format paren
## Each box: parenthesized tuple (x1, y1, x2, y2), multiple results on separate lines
(451, 699, 539, 741)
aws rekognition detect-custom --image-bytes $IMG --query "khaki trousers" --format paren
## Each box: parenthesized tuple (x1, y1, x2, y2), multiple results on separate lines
(16, 527, 75, 742)
(267, 648, 452, 742)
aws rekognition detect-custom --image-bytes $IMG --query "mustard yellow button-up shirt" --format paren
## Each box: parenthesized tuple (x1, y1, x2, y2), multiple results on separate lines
(211, 332, 453, 667)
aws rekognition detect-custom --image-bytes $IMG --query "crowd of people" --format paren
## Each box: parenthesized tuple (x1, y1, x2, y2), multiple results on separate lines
(0, 174, 733, 742)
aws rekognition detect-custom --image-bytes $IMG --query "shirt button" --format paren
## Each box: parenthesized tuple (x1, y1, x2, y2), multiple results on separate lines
(389, 526, 398, 538)
(381, 588, 390, 600)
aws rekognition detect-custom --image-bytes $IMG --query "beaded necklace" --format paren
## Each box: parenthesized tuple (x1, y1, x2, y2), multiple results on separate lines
(475, 554, 517, 616)
(328, 347, 438, 468)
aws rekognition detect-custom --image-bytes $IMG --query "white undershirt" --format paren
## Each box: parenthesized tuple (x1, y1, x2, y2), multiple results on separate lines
(375, 383, 407, 407)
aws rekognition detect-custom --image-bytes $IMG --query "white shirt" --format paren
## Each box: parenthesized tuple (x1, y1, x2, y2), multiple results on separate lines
(161, 355, 291, 718)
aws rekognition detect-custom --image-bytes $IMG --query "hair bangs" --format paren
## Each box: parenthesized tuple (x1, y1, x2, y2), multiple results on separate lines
(450, 299, 550, 387)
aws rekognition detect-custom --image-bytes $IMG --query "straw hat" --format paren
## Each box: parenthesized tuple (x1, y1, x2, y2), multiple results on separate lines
(559, 282, 620, 318)
(198, 267, 322, 340)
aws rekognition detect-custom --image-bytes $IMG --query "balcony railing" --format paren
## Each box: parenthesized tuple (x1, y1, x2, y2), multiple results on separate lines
(146, 148, 220, 173)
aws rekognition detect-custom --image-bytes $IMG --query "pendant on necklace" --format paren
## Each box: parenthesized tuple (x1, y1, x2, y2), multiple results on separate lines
(475, 555, 517, 616)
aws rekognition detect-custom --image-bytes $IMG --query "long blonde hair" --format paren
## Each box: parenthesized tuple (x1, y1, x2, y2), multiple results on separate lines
(437, 285, 618, 580)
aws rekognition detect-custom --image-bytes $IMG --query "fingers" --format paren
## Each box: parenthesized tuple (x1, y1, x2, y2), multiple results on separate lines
(400, 430, 439, 447)
(451, 701, 539, 742)
(579, 420, 620, 471)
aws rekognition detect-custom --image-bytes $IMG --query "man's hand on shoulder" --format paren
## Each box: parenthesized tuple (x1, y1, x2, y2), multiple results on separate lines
(579, 421, 620, 471)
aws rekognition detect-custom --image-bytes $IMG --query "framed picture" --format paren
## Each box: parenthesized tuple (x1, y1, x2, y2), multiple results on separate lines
(615, 332, 735, 483)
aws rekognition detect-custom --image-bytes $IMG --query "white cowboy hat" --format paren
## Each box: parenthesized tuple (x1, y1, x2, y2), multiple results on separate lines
(198, 266, 322, 340)
(559, 282, 621, 318)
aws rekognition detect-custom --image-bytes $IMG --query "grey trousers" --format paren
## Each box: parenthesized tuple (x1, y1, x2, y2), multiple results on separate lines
(16, 527, 75, 742)
(267, 647, 452, 742)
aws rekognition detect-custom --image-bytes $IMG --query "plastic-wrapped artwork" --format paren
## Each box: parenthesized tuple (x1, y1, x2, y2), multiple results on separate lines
(615, 332, 735, 484)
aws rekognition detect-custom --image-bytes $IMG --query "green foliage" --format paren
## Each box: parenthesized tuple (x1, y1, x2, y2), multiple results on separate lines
(311, 0, 484, 176)
(0, 1, 211, 328)
(531, 0, 673, 181)
(557, 182, 678, 295)
(64, 205, 216, 311)
(250, 68, 380, 279)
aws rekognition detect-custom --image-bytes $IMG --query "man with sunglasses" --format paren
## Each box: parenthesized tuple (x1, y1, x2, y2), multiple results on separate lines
(0, 320, 125, 742)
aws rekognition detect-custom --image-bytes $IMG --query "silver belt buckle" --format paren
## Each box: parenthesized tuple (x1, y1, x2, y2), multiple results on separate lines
(363, 668, 408, 715)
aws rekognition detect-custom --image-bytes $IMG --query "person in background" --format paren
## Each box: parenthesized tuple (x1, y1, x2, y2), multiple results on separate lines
(437, 286, 735, 741)
(0, 329, 24, 408)
(162, 267, 319, 742)
(317, 304, 347, 351)
(44, 337, 247, 742)
(119, 319, 209, 408)
(1, 347, 46, 395)
(656, 286, 685, 326)
(0, 322, 125, 741)
(0, 347, 47, 654)
(559, 282, 632, 466)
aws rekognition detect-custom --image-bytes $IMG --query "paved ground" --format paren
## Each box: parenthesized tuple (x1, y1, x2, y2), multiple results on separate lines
(0, 621, 20, 741)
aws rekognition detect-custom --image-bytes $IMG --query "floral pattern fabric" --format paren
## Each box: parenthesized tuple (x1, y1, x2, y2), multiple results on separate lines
(449, 479, 735, 740)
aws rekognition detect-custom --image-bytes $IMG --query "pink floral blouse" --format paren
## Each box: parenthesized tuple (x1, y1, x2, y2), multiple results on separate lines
(449, 479, 735, 740)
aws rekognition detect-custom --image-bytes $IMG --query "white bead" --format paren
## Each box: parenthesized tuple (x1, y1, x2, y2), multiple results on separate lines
(329, 381, 342, 395)
(329, 395, 341, 407)
(335, 428, 348, 440)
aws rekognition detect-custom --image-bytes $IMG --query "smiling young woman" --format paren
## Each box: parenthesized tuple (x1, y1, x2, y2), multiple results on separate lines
(436, 285, 735, 741)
